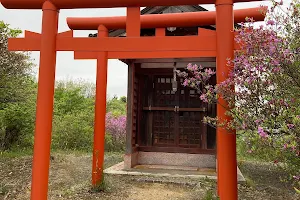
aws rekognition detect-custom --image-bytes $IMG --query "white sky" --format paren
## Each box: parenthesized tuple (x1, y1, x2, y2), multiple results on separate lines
(0, 1, 291, 97)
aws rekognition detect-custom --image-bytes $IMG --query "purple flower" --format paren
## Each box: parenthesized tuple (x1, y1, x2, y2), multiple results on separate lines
(273, 67, 281, 73)
(255, 119, 263, 125)
(106, 113, 126, 140)
(183, 79, 188, 87)
(258, 126, 268, 138)
(187, 63, 193, 70)
(267, 19, 275, 25)
(200, 94, 208, 103)
(287, 124, 295, 129)
(293, 175, 300, 180)
(204, 68, 216, 76)
(241, 123, 247, 130)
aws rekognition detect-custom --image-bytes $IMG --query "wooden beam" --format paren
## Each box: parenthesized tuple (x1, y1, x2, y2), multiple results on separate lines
(140, 62, 216, 68)
(155, 28, 165, 37)
(126, 7, 140, 37)
(126, 61, 135, 154)
(8, 38, 41, 51)
(107, 51, 218, 59)
(74, 51, 217, 59)
(57, 36, 217, 52)
(67, 7, 267, 30)
(1, 0, 265, 9)
(9, 35, 217, 52)
(138, 146, 216, 154)
(8, 30, 73, 51)
(133, 58, 216, 63)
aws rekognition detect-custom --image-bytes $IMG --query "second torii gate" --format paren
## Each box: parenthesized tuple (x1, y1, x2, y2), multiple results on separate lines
(1, 0, 265, 199)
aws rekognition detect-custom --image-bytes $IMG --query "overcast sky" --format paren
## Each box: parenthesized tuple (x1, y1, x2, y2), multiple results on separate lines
(0, 1, 291, 97)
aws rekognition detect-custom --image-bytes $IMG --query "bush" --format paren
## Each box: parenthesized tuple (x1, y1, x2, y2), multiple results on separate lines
(106, 97, 126, 116)
(52, 112, 94, 151)
(237, 131, 299, 184)
(105, 113, 126, 152)
(0, 102, 35, 150)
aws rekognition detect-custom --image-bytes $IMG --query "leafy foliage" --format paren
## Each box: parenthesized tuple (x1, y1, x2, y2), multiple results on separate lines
(0, 21, 37, 150)
(178, 0, 300, 187)
(106, 96, 127, 116)
(51, 80, 127, 152)
(0, 22, 127, 152)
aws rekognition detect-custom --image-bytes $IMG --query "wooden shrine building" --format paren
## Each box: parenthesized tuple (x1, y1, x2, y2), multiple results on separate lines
(105, 5, 217, 169)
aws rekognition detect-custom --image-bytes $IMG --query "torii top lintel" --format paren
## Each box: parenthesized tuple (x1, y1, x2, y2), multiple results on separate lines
(1, 0, 264, 9)
(67, 7, 266, 30)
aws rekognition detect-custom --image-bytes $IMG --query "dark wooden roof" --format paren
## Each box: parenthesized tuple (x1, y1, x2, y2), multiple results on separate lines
(108, 5, 209, 37)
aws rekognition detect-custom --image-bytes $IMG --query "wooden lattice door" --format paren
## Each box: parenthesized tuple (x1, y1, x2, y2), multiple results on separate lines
(150, 75, 207, 149)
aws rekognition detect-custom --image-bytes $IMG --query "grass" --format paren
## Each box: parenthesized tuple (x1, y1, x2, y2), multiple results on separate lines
(0, 149, 299, 199)
(0, 148, 32, 158)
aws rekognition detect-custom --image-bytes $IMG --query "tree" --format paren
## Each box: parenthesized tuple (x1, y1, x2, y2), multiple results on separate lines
(0, 21, 36, 150)
(177, 0, 299, 186)
(0, 21, 35, 108)
(106, 96, 127, 116)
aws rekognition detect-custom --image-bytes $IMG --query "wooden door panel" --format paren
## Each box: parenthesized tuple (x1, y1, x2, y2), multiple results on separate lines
(152, 111, 176, 146)
(178, 111, 202, 147)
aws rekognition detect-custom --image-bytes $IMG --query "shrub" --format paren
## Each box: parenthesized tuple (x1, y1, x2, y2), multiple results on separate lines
(105, 113, 126, 152)
(52, 112, 94, 151)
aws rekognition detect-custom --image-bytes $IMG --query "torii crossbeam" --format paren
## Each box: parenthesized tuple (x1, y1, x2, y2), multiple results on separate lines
(1, 0, 265, 200)
(67, 7, 267, 30)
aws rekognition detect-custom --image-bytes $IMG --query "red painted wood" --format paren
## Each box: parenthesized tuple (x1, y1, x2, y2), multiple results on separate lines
(92, 25, 108, 187)
(30, 1, 58, 199)
(67, 7, 266, 30)
(1, 0, 265, 9)
(216, 0, 237, 199)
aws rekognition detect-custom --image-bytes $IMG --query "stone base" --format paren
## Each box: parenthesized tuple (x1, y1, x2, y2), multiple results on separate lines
(124, 151, 216, 169)
(124, 151, 138, 169)
(104, 162, 246, 183)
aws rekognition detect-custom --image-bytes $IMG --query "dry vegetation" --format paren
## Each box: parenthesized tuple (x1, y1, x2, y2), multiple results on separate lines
(0, 152, 298, 200)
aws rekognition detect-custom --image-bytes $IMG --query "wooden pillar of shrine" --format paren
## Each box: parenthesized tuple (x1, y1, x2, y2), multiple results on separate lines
(31, 1, 59, 199)
(92, 25, 109, 186)
(125, 7, 140, 159)
(215, 0, 237, 199)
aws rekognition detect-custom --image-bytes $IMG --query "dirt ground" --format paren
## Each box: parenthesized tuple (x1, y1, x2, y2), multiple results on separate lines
(0, 152, 298, 200)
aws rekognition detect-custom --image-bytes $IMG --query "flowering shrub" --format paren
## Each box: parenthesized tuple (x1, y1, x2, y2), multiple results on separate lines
(105, 113, 126, 152)
(177, 0, 300, 188)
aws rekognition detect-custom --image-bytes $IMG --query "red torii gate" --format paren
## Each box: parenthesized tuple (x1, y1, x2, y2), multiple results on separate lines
(1, 0, 265, 200)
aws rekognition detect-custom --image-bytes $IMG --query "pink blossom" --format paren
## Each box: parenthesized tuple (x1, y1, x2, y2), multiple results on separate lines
(293, 175, 300, 180)
(287, 124, 295, 129)
(258, 127, 268, 138)
(255, 119, 263, 125)
(200, 94, 208, 103)
(183, 79, 188, 87)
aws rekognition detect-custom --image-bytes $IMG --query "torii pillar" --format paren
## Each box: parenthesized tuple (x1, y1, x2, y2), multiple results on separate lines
(92, 25, 108, 186)
(216, 0, 237, 199)
(31, 1, 59, 199)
